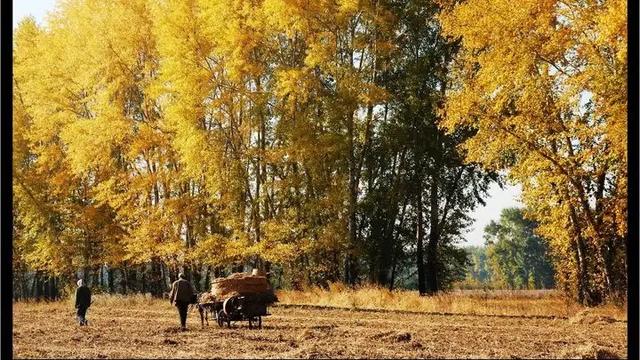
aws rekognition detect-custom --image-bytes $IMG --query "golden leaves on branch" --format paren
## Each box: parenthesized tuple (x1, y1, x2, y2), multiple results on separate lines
(440, 0, 627, 303)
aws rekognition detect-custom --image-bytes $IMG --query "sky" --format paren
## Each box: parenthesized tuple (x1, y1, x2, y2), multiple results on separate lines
(465, 183, 522, 246)
(13, 0, 58, 27)
(13, 0, 524, 247)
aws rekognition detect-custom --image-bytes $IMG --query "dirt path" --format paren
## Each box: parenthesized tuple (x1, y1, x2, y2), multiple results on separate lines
(13, 302, 626, 358)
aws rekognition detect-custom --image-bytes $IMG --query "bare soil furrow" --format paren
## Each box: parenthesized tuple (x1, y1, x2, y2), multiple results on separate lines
(13, 302, 626, 359)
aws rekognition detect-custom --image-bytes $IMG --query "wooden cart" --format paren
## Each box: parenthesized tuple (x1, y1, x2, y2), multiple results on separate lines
(211, 294, 271, 329)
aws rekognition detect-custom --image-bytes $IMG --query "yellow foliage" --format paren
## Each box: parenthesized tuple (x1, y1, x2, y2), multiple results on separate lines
(440, 0, 627, 303)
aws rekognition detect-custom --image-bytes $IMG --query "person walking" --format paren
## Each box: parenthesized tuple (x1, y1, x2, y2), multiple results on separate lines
(75, 279, 91, 326)
(169, 273, 195, 330)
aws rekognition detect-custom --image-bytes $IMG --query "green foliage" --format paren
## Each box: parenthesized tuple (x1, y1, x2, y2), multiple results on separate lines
(483, 208, 555, 289)
(464, 246, 492, 285)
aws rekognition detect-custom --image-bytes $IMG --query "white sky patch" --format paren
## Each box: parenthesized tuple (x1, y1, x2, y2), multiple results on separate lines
(13, 0, 58, 27)
(578, 90, 593, 116)
(464, 182, 523, 247)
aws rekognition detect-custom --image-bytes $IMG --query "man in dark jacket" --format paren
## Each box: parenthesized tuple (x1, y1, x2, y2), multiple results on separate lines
(75, 279, 91, 326)
(169, 273, 195, 330)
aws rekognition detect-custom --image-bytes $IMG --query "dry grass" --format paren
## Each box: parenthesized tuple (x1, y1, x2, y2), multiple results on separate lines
(54, 293, 164, 308)
(276, 283, 627, 320)
(13, 295, 627, 359)
(87, 293, 164, 307)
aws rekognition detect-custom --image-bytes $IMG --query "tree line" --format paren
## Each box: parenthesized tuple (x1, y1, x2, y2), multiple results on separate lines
(462, 208, 555, 290)
(13, 0, 626, 305)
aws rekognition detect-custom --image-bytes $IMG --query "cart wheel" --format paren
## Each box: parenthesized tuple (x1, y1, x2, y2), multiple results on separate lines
(217, 310, 226, 327)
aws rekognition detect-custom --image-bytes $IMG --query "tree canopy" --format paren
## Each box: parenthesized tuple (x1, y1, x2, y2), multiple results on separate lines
(439, 0, 627, 304)
(13, 0, 494, 295)
(12, 0, 626, 306)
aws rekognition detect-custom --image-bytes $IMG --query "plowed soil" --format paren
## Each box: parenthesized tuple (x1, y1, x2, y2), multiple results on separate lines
(13, 301, 626, 359)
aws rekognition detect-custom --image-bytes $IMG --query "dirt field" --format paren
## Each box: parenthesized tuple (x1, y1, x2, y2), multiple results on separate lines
(13, 300, 627, 359)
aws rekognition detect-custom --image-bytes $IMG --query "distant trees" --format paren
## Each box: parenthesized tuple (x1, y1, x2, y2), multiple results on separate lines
(463, 246, 491, 286)
(484, 208, 555, 289)
(462, 208, 555, 290)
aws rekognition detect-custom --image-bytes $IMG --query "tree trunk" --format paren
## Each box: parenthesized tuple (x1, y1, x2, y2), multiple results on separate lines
(569, 205, 590, 304)
(42, 276, 49, 300)
(155, 259, 165, 296)
(141, 267, 147, 294)
(416, 189, 426, 296)
(92, 267, 99, 289)
(108, 268, 114, 293)
(33, 272, 41, 299)
(83, 266, 89, 285)
(20, 267, 28, 300)
(193, 265, 202, 292)
(346, 109, 358, 286)
(47, 276, 55, 300)
(255, 76, 265, 268)
(426, 172, 439, 295)
(204, 266, 210, 291)
(123, 267, 129, 295)
(53, 276, 59, 300)
(160, 263, 167, 293)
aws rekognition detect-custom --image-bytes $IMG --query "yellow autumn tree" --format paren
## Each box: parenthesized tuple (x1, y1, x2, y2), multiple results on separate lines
(13, 13, 121, 280)
(15, 0, 612, 298)
(439, 0, 627, 304)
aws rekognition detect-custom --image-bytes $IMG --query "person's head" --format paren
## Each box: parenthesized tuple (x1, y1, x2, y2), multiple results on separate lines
(178, 273, 186, 280)
(77, 279, 84, 287)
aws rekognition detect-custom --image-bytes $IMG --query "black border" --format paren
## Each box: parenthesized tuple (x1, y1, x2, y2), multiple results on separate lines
(0, 1, 638, 360)
(0, 1, 13, 359)
(2, 1, 14, 359)
(627, 0, 639, 358)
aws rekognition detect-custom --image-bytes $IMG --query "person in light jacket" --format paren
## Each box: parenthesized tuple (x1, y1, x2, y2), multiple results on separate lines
(169, 273, 195, 330)
(75, 279, 91, 326)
